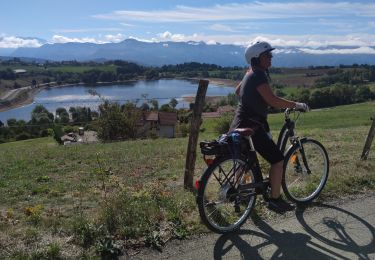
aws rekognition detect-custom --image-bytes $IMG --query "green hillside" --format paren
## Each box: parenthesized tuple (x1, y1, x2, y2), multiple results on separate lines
(0, 102, 374, 257)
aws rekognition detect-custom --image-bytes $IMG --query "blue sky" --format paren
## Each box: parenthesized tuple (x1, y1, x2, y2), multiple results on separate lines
(1, 0, 375, 54)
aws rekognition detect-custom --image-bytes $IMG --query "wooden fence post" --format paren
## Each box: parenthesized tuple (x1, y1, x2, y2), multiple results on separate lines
(361, 116, 375, 160)
(184, 79, 209, 190)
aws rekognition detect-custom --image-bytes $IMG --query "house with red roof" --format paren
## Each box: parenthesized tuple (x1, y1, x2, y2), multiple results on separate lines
(137, 111, 178, 138)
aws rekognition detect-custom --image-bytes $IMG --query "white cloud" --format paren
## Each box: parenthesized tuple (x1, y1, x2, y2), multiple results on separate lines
(157, 31, 190, 42)
(241, 34, 375, 48)
(93, 2, 375, 22)
(206, 40, 218, 45)
(52, 34, 128, 44)
(0, 36, 43, 48)
(299, 46, 375, 55)
(159, 31, 172, 39)
(120, 23, 135, 27)
(104, 33, 126, 43)
(128, 36, 156, 43)
(51, 35, 105, 44)
(149, 33, 375, 48)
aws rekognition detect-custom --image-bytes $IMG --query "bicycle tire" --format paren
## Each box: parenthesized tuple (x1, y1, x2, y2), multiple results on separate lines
(282, 138, 329, 204)
(197, 155, 258, 233)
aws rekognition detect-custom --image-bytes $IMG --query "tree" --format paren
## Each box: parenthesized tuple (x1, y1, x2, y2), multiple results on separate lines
(53, 125, 64, 144)
(31, 79, 37, 88)
(7, 118, 18, 127)
(56, 107, 68, 116)
(149, 99, 159, 110)
(140, 102, 150, 111)
(169, 98, 178, 109)
(295, 89, 310, 104)
(70, 106, 92, 124)
(144, 69, 159, 80)
(160, 104, 174, 112)
(355, 86, 374, 102)
(55, 107, 70, 124)
(97, 101, 141, 141)
(309, 88, 332, 108)
(0, 120, 3, 127)
(31, 105, 54, 124)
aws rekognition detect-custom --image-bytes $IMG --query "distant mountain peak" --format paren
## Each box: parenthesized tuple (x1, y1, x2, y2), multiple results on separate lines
(9, 39, 375, 67)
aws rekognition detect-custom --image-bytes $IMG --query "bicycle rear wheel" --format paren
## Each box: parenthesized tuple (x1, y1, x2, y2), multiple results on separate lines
(282, 138, 329, 204)
(197, 156, 257, 233)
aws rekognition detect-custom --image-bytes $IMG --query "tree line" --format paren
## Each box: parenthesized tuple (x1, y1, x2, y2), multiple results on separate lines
(0, 91, 240, 144)
(0, 59, 246, 90)
(274, 66, 375, 109)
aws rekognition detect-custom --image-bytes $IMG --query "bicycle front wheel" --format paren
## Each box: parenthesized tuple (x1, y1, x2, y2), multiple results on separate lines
(197, 156, 257, 233)
(282, 139, 329, 204)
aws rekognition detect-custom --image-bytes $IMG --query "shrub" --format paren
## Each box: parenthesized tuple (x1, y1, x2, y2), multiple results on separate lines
(71, 216, 101, 248)
(214, 113, 233, 134)
(63, 125, 77, 134)
(53, 125, 64, 144)
(176, 123, 189, 137)
(16, 132, 31, 141)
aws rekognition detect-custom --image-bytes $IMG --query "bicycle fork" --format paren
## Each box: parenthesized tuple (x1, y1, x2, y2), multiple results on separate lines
(293, 139, 312, 175)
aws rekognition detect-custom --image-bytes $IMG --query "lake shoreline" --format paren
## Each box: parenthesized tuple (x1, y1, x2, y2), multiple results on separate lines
(0, 77, 237, 113)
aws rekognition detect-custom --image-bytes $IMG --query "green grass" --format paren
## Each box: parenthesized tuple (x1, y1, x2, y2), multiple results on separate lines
(268, 101, 375, 131)
(47, 65, 117, 73)
(0, 101, 374, 257)
(368, 83, 375, 92)
(0, 64, 117, 74)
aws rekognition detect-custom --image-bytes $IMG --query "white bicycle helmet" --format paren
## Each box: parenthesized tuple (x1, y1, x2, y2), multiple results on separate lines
(245, 41, 275, 64)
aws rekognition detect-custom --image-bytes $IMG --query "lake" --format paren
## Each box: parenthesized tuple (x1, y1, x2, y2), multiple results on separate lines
(0, 79, 235, 122)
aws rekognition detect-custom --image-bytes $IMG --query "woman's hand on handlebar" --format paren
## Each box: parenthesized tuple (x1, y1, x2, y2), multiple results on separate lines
(294, 102, 310, 112)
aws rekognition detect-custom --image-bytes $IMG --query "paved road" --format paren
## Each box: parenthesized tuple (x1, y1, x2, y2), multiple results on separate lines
(132, 194, 375, 259)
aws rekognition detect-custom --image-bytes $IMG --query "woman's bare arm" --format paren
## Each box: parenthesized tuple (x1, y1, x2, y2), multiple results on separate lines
(256, 83, 296, 109)
(235, 82, 241, 96)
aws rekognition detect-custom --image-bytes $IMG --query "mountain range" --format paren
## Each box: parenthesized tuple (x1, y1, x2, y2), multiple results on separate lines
(5, 39, 375, 67)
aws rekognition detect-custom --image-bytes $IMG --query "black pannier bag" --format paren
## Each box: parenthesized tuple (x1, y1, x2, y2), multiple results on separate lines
(200, 133, 249, 157)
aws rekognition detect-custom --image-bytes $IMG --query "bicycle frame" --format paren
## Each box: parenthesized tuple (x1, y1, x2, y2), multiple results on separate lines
(215, 109, 311, 199)
(276, 108, 297, 154)
(276, 108, 312, 174)
(238, 109, 310, 195)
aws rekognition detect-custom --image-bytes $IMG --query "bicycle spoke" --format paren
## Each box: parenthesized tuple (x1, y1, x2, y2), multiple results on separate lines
(283, 139, 329, 203)
(198, 156, 257, 233)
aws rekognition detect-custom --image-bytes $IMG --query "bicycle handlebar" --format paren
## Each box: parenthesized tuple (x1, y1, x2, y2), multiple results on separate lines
(284, 108, 304, 120)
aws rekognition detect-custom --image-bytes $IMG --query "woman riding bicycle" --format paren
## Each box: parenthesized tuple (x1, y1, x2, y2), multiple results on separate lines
(229, 41, 309, 213)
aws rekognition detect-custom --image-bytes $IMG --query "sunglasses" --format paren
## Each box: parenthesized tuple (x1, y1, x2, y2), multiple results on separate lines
(261, 52, 273, 58)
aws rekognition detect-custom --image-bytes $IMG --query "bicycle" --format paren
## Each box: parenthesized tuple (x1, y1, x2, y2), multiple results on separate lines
(196, 108, 329, 234)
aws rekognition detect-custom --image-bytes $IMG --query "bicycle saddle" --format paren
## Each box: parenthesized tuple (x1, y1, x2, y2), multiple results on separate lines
(233, 128, 255, 137)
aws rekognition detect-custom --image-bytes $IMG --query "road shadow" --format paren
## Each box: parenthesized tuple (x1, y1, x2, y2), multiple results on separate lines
(296, 202, 375, 260)
(213, 203, 375, 259)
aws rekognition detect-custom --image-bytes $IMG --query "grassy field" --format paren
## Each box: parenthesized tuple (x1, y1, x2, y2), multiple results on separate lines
(47, 65, 117, 73)
(0, 64, 116, 74)
(0, 102, 374, 258)
(0, 64, 117, 92)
